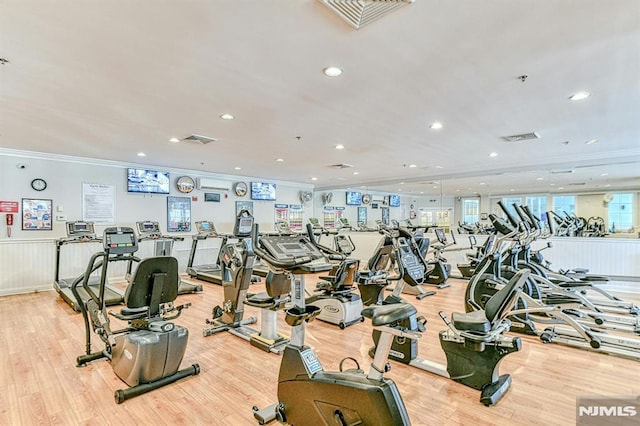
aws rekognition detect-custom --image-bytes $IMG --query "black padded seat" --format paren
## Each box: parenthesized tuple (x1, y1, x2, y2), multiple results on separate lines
(245, 292, 277, 307)
(119, 306, 149, 317)
(452, 310, 491, 333)
(361, 303, 417, 326)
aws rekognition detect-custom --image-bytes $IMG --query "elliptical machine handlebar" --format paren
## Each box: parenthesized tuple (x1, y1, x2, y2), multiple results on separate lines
(497, 200, 520, 228)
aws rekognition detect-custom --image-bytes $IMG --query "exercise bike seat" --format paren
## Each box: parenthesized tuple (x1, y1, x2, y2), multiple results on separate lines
(451, 310, 491, 333)
(362, 303, 417, 326)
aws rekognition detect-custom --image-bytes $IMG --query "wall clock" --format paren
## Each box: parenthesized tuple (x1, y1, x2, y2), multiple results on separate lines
(362, 194, 371, 205)
(234, 182, 248, 197)
(176, 176, 195, 193)
(31, 178, 47, 191)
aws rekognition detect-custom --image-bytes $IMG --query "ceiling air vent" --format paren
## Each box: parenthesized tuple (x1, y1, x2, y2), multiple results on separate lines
(501, 132, 540, 142)
(329, 163, 354, 169)
(551, 170, 574, 174)
(568, 182, 587, 186)
(319, 0, 415, 30)
(182, 134, 218, 144)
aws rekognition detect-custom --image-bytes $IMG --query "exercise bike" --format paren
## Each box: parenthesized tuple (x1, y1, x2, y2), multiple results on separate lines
(251, 228, 420, 425)
(363, 234, 529, 406)
(72, 226, 199, 403)
(203, 210, 293, 354)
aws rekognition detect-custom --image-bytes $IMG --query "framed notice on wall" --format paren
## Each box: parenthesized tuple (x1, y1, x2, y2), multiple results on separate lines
(82, 183, 116, 224)
(22, 198, 53, 230)
(167, 196, 191, 232)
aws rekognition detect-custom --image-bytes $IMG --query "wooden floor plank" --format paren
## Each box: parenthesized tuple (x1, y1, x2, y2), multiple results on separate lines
(1, 276, 638, 424)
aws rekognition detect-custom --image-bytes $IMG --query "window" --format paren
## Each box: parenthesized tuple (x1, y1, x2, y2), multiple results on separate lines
(501, 197, 522, 221)
(552, 195, 576, 216)
(608, 193, 634, 232)
(526, 196, 548, 222)
(462, 199, 480, 224)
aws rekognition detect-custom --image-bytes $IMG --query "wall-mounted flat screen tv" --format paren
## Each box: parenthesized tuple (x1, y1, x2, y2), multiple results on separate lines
(389, 194, 400, 207)
(127, 168, 170, 194)
(346, 191, 362, 206)
(251, 182, 276, 201)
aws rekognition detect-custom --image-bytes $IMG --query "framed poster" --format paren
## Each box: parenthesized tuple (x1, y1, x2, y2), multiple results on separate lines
(22, 198, 53, 230)
(167, 196, 191, 232)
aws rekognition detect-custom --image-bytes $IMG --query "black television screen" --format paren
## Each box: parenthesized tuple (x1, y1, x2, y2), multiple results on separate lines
(127, 168, 170, 194)
(389, 194, 400, 207)
(346, 191, 362, 206)
(251, 182, 276, 201)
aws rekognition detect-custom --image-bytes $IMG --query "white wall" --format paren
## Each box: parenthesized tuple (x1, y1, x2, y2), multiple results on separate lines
(0, 149, 314, 294)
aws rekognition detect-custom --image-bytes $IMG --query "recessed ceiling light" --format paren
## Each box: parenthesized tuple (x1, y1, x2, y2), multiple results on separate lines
(536, 177, 544, 181)
(569, 91, 590, 101)
(353, 171, 359, 175)
(432, 185, 438, 189)
(276, 158, 284, 162)
(400, 182, 405, 185)
(137, 152, 146, 157)
(169, 137, 180, 143)
(585, 139, 599, 145)
(234, 166, 241, 170)
(601, 173, 609, 176)
(409, 164, 417, 168)
(420, 191, 424, 194)
(489, 152, 498, 157)
(435, 165, 444, 169)
(335, 144, 345, 150)
(604, 184, 611, 187)
(220, 113, 235, 120)
(323, 66, 343, 77)
(510, 189, 515, 192)
(430, 122, 443, 130)
(311, 177, 318, 181)
(559, 187, 564, 190)
(479, 182, 486, 185)
(455, 189, 461, 192)
(550, 183, 555, 186)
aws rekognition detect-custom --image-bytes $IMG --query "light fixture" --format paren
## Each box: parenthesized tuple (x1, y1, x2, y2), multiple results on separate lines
(311, 177, 318, 181)
(234, 166, 241, 170)
(510, 189, 515, 192)
(323, 66, 343, 77)
(559, 187, 565, 190)
(601, 173, 609, 176)
(585, 139, 599, 145)
(220, 113, 235, 120)
(335, 144, 345, 150)
(430, 122, 443, 130)
(276, 158, 284, 162)
(137, 152, 146, 157)
(455, 189, 461, 192)
(435, 165, 444, 169)
(353, 171, 359, 175)
(409, 164, 417, 168)
(569, 91, 590, 101)
(169, 137, 180, 143)
(536, 177, 544, 181)
(489, 152, 498, 158)
(479, 182, 486, 185)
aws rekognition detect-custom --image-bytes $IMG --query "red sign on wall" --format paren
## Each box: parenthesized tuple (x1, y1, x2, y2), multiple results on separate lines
(0, 201, 20, 213)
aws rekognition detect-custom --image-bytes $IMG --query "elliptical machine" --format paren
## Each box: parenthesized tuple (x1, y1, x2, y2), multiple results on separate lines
(252, 228, 420, 425)
(72, 226, 199, 403)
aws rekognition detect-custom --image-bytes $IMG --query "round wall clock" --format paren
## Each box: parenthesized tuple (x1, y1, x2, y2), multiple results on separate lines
(176, 176, 195, 193)
(362, 194, 371, 205)
(31, 178, 47, 191)
(234, 182, 248, 197)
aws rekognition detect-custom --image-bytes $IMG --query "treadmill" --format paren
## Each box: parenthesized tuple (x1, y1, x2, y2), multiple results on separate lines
(186, 221, 227, 285)
(131, 221, 203, 294)
(54, 221, 124, 312)
(187, 220, 267, 285)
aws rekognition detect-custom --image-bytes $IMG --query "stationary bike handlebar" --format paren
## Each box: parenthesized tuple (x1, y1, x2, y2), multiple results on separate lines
(305, 224, 347, 261)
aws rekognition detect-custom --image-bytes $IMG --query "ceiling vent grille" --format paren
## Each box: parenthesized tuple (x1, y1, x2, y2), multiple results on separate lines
(319, 0, 415, 30)
(501, 132, 540, 142)
(568, 182, 587, 186)
(329, 163, 354, 169)
(182, 134, 218, 144)
(551, 170, 574, 174)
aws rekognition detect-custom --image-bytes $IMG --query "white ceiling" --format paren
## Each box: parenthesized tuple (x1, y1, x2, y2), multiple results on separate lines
(1, 0, 639, 197)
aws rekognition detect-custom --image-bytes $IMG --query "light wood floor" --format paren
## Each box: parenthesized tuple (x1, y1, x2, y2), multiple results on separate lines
(1, 276, 639, 425)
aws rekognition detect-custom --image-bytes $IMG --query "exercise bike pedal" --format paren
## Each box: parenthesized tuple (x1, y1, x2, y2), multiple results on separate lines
(417, 315, 427, 333)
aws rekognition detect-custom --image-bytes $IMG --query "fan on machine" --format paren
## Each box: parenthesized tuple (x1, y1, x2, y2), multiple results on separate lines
(300, 191, 313, 204)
